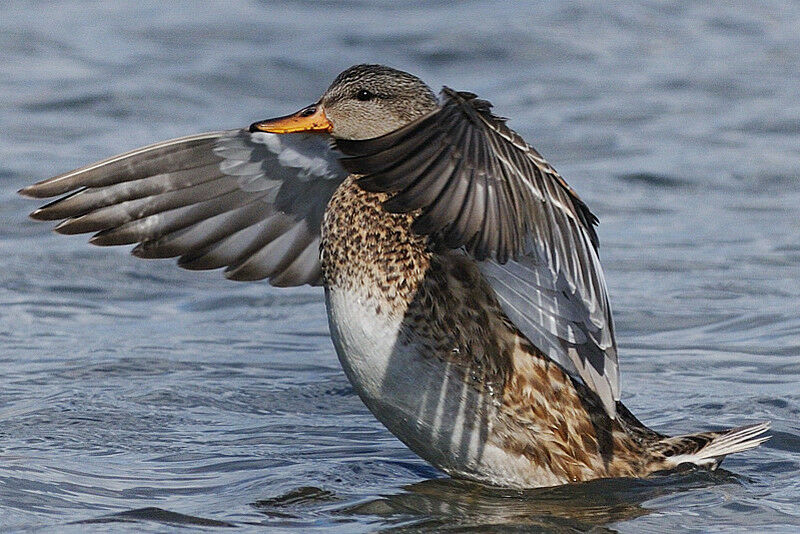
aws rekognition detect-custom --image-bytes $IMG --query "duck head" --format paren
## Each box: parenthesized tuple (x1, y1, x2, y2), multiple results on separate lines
(250, 64, 438, 140)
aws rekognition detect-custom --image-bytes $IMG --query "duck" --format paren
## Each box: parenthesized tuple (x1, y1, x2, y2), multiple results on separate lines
(20, 64, 770, 488)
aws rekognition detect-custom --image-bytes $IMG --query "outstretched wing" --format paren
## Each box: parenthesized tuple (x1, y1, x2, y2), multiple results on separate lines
(336, 88, 619, 417)
(21, 129, 346, 286)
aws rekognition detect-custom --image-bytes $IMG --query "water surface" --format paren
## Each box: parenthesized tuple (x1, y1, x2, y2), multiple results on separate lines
(1, 1, 799, 532)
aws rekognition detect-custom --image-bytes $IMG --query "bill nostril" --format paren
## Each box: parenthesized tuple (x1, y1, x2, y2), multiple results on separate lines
(300, 106, 317, 117)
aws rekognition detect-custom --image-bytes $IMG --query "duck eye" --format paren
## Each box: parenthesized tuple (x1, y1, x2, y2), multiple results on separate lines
(355, 89, 375, 101)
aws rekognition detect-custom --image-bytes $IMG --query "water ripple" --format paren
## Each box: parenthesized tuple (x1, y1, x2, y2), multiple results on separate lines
(2, 0, 799, 532)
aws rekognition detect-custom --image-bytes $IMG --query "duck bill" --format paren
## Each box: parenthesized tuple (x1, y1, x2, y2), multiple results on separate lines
(249, 104, 332, 134)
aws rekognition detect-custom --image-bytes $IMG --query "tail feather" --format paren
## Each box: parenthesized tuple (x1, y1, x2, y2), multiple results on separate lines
(660, 421, 771, 469)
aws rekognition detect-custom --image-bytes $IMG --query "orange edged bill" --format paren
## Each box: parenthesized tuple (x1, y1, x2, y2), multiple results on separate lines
(249, 104, 332, 134)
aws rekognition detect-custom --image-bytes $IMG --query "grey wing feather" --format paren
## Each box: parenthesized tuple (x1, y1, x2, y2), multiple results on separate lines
(337, 88, 619, 417)
(21, 129, 346, 287)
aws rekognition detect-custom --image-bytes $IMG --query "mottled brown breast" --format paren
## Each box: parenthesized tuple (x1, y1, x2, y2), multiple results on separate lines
(321, 175, 515, 383)
(321, 176, 431, 310)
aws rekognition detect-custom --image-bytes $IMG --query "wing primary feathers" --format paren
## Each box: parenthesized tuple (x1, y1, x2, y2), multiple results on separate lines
(24, 129, 346, 286)
(337, 86, 619, 417)
(178, 212, 295, 271)
(31, 161, 224, 221)
(86, 188, 259, 246)
(131, 199, 273, 259)
(225, 220, 313, 282)
(21, 133, 228, 198)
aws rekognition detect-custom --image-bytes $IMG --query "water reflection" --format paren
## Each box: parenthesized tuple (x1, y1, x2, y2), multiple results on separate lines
(3, 0, 799, 531)
(76, 507, 236, 528)
(339, 468, 740, 532)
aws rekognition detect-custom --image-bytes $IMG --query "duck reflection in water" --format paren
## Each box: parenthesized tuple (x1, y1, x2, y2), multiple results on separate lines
(254, 468, 740, 531)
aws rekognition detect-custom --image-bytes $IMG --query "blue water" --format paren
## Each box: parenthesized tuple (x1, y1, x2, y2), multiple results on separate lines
(1, 1, 799, 532)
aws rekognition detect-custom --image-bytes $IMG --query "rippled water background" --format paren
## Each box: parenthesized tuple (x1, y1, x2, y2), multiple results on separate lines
(1, 1, 799, 532)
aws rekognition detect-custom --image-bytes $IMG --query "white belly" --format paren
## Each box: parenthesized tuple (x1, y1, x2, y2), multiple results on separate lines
(324, 286, 560, 487)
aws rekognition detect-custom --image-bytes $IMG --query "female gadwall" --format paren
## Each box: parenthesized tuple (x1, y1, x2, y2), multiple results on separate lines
(21, 64, 769, 488)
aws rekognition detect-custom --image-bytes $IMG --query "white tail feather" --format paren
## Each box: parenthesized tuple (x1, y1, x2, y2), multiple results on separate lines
(666, 421, 771, 468)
